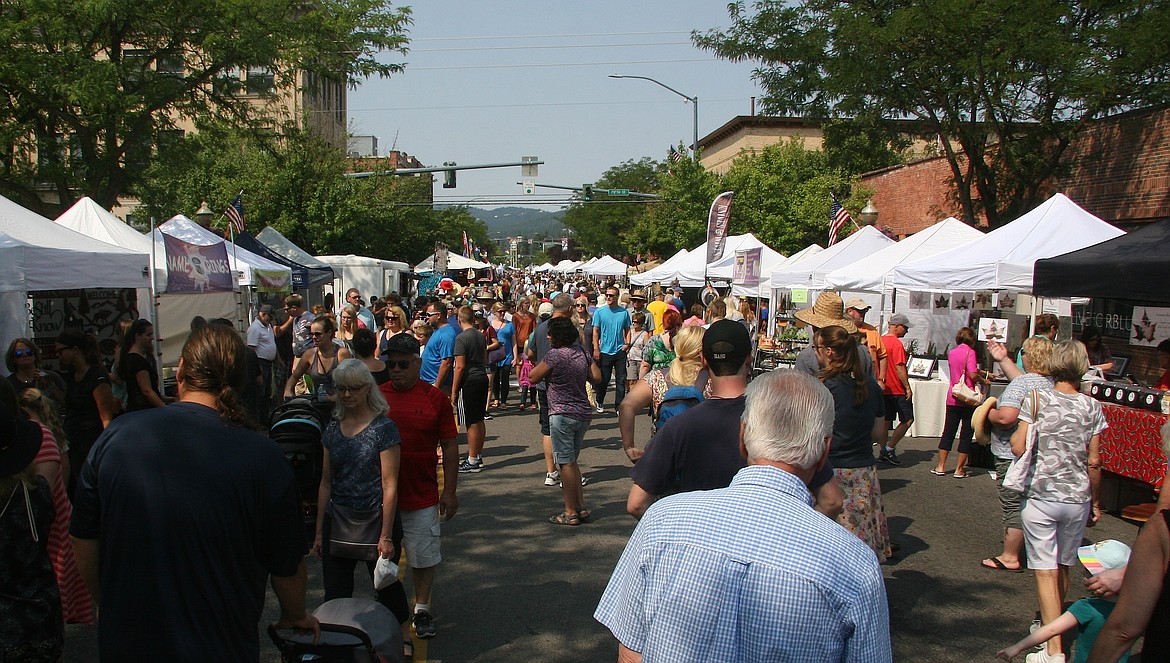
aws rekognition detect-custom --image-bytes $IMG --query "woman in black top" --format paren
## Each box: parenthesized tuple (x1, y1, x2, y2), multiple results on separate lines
(54, 330, 118, 496)
(118, 319, 166, 411)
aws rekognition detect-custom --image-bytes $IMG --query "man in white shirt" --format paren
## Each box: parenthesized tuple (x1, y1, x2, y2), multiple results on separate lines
(246, 304, 278, 409)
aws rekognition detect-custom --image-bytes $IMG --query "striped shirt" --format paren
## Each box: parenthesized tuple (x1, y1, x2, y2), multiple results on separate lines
(595, 465, 892, 663)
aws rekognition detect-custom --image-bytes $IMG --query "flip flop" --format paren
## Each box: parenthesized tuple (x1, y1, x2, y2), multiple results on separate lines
(981, 556, 1024, 573)
(930, 469, 947, 476)
(953, 472, 970, 479)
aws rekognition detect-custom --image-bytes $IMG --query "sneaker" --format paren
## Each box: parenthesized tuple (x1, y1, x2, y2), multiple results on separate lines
(1025, 651, 1064, 663)
(413, 610, 437, 639)
(878, 447, 902, 466)
(595, 403, 605, 413)
(458, 459, 483, 473)
(544, 471, 561, 486)
(483, 412, 493, 421)
(580, 475, 590, 486)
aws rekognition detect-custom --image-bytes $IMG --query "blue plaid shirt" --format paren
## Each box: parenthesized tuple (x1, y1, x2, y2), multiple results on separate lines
(595, 465, 892, 663)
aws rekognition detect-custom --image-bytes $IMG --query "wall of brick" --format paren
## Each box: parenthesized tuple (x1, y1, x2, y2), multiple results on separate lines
(860, 105, 1170, 235)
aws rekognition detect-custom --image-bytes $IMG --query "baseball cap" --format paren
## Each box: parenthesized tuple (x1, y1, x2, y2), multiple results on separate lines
(844, 298, 871, 312)
(258, 304, 274, 315)
(1078, 539, 1132, 576)
(383, 333, 420, 357)
(888, 313, 912, 329)
(703, 319, 751, 365)
(538, 302, 554, 319)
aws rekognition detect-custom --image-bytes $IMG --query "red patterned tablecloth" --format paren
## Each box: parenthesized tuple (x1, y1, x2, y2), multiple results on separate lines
(1099, 403, 1168, 486)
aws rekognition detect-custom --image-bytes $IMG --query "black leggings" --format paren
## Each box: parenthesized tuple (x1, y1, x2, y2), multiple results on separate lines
(492, 365, 511, 404)
(320, 509, 410, 625)
(938, 403, 976, 454)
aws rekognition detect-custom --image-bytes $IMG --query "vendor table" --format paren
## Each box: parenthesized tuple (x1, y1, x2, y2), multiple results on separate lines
(1099, 403, 1168, 487)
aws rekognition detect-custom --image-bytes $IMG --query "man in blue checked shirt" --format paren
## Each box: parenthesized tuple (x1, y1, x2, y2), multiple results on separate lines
(595, 369, 892, 663)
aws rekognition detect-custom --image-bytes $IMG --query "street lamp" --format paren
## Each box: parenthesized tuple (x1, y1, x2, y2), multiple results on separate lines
(859, 199, 879, 226)
(195, 200, 214, 228)
(609, 74, 698, 159)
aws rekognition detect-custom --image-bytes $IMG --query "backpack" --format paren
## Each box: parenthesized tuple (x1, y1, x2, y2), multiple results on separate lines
(654, 370, 709, 430)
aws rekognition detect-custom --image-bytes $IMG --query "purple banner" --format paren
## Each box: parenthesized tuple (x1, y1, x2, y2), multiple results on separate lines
(705, 191, 734, 264)
(163, 233, 234, 292)
(733, 247, 762, 287)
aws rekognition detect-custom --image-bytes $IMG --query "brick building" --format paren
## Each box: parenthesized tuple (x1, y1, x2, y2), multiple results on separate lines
(859, 104, 1170, 236)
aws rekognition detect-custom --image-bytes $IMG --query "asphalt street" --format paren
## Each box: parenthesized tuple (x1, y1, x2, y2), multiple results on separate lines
(65, 395, 1144, 662)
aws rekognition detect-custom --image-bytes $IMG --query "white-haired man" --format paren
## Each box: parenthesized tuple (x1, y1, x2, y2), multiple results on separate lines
(596, 369, 892, 663)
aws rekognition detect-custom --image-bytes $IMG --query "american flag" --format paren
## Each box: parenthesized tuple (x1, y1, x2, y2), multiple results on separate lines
(669, 145, 685, 163)
(225, 194, 245, 234)
(828, 197, 851, 246)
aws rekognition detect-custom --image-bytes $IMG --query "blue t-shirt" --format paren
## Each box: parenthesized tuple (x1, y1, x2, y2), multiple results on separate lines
(495, 322, 515, 366)
(593, 305, 632, 355)
(420, 323, 458, 385)
(322, 416, 401, 511)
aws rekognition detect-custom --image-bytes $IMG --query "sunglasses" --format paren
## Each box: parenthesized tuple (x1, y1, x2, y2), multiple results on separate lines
(335, 385, 367, 395)
(575, 304, 587, 308)
(14, 348, 35, 358)
(386, 359, 413, 370)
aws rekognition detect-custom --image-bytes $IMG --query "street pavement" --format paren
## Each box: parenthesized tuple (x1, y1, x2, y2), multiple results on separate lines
(65, 395, 1142, 662)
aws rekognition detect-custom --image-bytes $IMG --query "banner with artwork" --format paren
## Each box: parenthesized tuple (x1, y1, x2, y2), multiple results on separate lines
(253, 268, 291, 293)
(163, 234, 234, 293)
(732, 247, 762, 287)
(1130, 306, 1170, 347)
(705, 191, 735, 264)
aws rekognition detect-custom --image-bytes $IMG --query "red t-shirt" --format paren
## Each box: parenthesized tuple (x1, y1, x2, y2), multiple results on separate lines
(381, 379, 458, 510)
(882, 334, 908, 396)
(1156, 369, 1170, 391)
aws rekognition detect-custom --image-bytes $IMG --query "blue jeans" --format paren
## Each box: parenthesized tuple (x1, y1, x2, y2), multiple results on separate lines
(549, 415, 590, 465)
(596, 350, 628, 409)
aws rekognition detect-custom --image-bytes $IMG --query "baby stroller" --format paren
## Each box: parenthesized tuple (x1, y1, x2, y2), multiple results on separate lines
(268, 598, 403, 663)
(270, 397, 326, 526)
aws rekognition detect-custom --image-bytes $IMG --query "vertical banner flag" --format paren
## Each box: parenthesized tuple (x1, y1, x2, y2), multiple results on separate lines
(733, 247, 763, 287)
(462, 231, 471, 258)
(705, 191, 735, 264)
(561, 236, 569, 252)
(162, 234, 234, 292)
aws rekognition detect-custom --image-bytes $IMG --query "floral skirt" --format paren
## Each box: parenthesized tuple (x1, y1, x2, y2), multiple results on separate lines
(834, 466, 890, 562)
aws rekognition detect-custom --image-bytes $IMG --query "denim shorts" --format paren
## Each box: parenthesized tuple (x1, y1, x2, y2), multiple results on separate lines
(549, 414, 589, 465)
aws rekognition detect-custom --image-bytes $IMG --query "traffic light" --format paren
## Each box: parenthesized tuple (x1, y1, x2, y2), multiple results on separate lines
(583, 183, 594, 201)
(443, 162, 456, 188)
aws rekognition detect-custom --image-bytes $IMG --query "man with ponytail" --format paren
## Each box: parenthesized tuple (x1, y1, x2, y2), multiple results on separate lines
(70, 324, 319, 661)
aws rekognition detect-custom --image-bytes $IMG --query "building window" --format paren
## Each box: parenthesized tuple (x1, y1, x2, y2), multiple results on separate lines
(156, 51, 185, 77)
(245, 65, 275, 95)
(213, 68, 243, 96)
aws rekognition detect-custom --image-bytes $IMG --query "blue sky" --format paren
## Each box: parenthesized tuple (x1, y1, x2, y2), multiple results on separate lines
(347, 1, 762, 210)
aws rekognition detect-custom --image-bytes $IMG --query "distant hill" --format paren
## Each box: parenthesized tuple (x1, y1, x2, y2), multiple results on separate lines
(464, 206, 567, 237)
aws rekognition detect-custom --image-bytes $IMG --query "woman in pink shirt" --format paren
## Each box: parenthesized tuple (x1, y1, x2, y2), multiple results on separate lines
(933, 327, 982, 478)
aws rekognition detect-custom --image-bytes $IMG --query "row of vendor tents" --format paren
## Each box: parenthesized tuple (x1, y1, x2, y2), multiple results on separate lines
(535, 193, 1168, 348)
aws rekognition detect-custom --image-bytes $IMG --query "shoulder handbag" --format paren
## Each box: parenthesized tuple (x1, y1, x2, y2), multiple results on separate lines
(951, 347, 984, 406)
(328, 501, 382, 560)
(1002, 390, 1041, 493)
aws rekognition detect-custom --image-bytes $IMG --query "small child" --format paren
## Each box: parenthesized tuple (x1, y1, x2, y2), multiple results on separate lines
(996, 539, 1133, 663)
(516, 353, 536, 411)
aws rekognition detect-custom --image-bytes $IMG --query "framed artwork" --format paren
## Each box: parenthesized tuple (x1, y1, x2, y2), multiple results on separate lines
(907, 356, 937, 379)
(978, 317, 1009, 342)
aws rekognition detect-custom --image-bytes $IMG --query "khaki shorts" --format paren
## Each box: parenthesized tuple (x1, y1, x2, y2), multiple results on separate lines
(400, 506, 442, 569)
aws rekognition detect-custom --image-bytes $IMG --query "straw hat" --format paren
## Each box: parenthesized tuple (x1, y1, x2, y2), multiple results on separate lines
(972, 396, 998, 445)
(794, 291, 857, 334)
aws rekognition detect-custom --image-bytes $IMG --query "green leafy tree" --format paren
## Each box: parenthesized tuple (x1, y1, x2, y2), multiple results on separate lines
(721, 141, 863, 254)
(562, 157, 661, 258)
(629, 149, 721, 259)
(695, 0, 1170, 227)
(821, 116, 910, 176)
(0, 0, 411, 214)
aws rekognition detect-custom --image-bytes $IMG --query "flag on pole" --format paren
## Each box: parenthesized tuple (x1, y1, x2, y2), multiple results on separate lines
(828, 196, 851, 246)
(705, 191, 735, 264)
(462, 230, 470, 257)
(225, 193, 245, 234)
(669, 145, 685, 163)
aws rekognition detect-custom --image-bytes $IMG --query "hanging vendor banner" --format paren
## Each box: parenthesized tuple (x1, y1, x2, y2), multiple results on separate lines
(162, 234, 234, 293)
(1130, 306, 1170, 347)
(705, 191, 735, 264)
(253, 268, 291, 293)
(732, 247, 762, 287)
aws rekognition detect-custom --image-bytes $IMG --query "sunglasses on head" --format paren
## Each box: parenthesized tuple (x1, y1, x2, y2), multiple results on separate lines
(14, 348, 35, 358)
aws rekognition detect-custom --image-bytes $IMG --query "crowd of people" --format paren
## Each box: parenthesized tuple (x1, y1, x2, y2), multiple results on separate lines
(3, 272, 1169, 662)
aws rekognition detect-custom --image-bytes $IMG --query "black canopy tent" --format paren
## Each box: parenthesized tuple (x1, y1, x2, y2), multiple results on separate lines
(1033, 219, 1170, 304)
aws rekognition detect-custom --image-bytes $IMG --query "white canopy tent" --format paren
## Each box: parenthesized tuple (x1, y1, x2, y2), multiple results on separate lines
(630, 248, 690, 286)
(584, 255, 630, 277)
(892, 194, 1125, 291)
(770, 226, 896, 291)
(704, 235, 787, 298)
(152, 215, 292, 288)
(824, 218, 983, 292)
(55, 198, 236, 365)
(532, 262, 555, 273)
(554, 259, 584, 273)
(413, 251, 490, 273)
(0, 195, 151, 348)
(644, 234, 774, 288)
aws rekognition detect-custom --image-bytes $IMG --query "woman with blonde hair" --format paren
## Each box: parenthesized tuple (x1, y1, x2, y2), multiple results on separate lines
(336, 305, 361, 352)
(20, 387, 93, 624)
(376, 306, 408, 359)
(618, 325, 708, 463)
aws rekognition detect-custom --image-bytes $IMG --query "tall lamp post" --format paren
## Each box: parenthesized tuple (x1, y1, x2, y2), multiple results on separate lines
(609, 74, 698, 158)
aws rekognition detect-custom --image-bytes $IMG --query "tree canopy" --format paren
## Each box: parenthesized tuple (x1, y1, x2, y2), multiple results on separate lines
(0, 0, 411, 214)
(695, 0, 1170, 227)
(561, 157, 662, 259)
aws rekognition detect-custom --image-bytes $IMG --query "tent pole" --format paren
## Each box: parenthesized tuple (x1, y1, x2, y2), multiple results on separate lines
(148, 216, 164, 391)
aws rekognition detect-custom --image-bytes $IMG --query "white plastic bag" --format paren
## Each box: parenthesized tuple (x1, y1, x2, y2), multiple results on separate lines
(373, 555, 400, 590)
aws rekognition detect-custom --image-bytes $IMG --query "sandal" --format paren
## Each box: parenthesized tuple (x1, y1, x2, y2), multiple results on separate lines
(577, 508, 592, 522)
(981, 556, 1024, 573)
(549, 512, 580, 526)
(929, 469, 947, 476)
